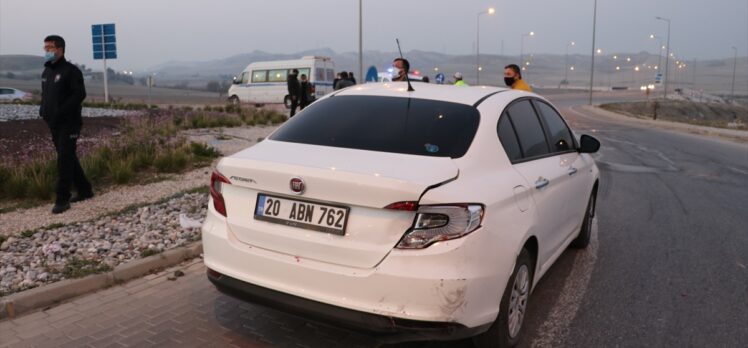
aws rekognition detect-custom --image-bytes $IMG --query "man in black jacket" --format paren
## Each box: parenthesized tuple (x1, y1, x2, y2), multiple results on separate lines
(287, 69, 300, 117)
(40, 35, 93, 214)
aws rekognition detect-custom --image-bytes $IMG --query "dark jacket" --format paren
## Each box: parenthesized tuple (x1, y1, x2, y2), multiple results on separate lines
(287, 74, 300, 98)
(40, 57, 86, 129)
(299, 81, 313, 103)
(336, 79, 355, 89)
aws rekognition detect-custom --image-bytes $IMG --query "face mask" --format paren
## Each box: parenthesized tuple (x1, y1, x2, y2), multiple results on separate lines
(392, 66, 401, 76)
(504, 77, 516, 87)
(44, 51, 56, 62)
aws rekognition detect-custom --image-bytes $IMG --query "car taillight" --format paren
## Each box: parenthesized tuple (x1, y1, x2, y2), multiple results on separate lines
(396, 204, 483, 249)
(384, 201, 419, 211)
(210, 171, 231, 217)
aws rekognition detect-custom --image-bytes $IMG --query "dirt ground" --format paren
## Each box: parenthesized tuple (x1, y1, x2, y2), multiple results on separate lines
(0, 117, 125, 165)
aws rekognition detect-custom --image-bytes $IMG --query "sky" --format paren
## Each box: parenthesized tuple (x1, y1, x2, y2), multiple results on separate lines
(1, 0, 746, 71)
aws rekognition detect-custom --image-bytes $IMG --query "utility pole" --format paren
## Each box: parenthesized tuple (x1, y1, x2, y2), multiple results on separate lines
(588, 0, 598, 105)
(731, 46, 738, 99)
(656, 16, 671, 99)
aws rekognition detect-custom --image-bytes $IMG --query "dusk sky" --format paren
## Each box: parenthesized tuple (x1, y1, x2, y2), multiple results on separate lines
(1, 0, 746, 70)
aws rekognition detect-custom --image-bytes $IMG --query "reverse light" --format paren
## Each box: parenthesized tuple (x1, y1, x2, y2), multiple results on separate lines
(396, 205, 484, 249)
(210, 171, 231, 217)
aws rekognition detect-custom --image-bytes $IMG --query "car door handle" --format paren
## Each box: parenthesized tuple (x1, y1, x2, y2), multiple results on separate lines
(568, 167, 578, 176)
(534, 178, 550, 190)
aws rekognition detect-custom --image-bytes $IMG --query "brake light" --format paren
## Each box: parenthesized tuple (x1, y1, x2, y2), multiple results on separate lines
(384, 201, 419, 211)
(396, 204, 484, 249)
(210, 171, 231, 217)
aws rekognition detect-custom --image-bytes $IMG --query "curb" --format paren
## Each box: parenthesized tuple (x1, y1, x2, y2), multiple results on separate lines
(578, 105, 748, 143)
(0, 242, 202, 320)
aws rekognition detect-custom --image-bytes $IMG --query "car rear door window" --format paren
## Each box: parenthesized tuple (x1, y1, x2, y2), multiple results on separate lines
(506, 100, 550, 159)
(533, 100, 575, 153)
(270, 95, 480, 158)
(497, 113, 523, 162)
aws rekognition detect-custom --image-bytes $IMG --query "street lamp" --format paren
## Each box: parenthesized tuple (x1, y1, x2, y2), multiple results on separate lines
(656, 16, 672, 99)
(589, 0, 598, 105)
(731, 46, 738, 99)
(564, 41, 576, 86)
(520, 31, 535, 73)
(649, 34, 664, 76)
(476, 7, 495, 85)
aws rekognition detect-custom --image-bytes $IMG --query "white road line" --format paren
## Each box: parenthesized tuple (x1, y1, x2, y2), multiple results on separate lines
(530, 218, 599, 348)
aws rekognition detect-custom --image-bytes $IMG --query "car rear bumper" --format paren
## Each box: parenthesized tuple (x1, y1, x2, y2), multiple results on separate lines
(207, 268, 490, 342)
(202, 202, 513, 338)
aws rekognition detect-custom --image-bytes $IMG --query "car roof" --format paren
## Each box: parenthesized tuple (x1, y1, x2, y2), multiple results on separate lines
(333, 82, 512, 106)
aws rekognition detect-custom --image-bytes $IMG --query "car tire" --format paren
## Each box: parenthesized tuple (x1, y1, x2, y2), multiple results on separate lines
(283, 95, 292, 109)
(229, 96, 240, 106)
(474, 248, 534, 348)
(569, 188, 597, 249)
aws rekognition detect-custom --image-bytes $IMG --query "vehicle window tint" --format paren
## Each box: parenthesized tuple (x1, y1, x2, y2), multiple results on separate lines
(316, 68, 326, 81)
(534, 101, 575, 152)
(497, 113, 522, 162)
(0, 89, 11, 94)
(268, 69, 287, 82)
(326, 69, 335, 81)
(506, 100, 549, 158)
(251, 70, 266, 83)
(271, 95, 480, 158)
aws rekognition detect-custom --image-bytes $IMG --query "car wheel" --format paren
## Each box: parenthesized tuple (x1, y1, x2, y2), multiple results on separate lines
(570, 188, 597, 249)
(228, 96, 240, 106)
(474, 248, 534, 348)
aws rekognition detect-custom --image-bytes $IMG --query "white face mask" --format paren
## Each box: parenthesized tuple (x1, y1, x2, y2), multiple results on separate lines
(392, 66, 401, 75)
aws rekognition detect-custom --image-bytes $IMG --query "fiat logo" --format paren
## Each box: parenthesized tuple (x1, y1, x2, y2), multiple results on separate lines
(290, 177, 305, 194)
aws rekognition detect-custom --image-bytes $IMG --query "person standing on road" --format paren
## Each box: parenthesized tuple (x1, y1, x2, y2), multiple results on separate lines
(40, 35, 93, 214)
(504, 64, 533, 92)
(287, 69, 300, 117)
(335, 71, 355, 89)
(453, 72, 468, 86)
(298, 74, 313, 110)
(333, 72, 342, 90)
(391, 58, 410, 82)
(348, 72, 357, 85)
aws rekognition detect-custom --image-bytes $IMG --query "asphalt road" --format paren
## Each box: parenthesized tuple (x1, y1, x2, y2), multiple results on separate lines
(2, 90, 746, 348)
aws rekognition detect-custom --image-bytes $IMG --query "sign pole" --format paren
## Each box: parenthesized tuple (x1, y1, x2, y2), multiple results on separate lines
(100, 29, 109, 103)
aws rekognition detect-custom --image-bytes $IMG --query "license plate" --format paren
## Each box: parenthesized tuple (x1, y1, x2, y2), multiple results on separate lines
(254, 194, 349, 236)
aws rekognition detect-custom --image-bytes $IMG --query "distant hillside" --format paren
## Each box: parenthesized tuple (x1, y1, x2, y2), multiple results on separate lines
(0, 55, 44, 72)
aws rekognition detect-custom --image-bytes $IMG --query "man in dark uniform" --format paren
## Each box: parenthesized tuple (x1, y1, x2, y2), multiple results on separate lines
(286, 69, 300, 117)
(40, 35, 93, 214)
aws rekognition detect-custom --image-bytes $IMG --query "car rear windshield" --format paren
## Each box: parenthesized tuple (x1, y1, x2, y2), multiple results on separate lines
(270, 95, 480, 158)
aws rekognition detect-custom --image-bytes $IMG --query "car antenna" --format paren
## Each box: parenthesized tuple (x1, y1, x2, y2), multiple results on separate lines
(396, 38, 415, 92)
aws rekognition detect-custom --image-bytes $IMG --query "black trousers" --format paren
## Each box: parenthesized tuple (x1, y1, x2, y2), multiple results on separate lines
(289, 97, 299, 117)
(50, 125, 92, 204)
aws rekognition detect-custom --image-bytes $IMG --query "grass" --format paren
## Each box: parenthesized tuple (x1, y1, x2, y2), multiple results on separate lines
(61, 257, 112, 279)
(0, 235, 7, 246)
(600, 100, 748, 130)
(0, 103, 277, 207)
(140, 248, 160, 257)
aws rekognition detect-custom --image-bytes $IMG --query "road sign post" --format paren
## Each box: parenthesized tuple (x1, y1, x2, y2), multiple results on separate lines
(92, 23, 117, 103)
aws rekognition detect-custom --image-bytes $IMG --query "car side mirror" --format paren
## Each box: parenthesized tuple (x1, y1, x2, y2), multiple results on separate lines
(578, 134, 600, 153)
(232, 78, 241, 85)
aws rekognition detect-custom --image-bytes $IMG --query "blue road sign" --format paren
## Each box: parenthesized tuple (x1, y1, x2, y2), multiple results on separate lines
(435, 73, 445, 84)
(654, 73, 662, 83)
(365, 66, 378, 83)
(92, 23, 117, 60)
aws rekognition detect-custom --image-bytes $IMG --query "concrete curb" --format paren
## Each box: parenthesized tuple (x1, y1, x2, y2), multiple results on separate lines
(578, 105, 748, 143)
(0, 242, 202, 320)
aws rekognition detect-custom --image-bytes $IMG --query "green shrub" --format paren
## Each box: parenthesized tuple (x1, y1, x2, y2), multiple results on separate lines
(154, 148, 188, 173)
(190, 142, 221, 158)
(107, 157, 135, 184)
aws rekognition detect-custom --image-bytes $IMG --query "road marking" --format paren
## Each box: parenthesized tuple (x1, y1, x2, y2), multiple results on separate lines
(530, 218, 599, 348)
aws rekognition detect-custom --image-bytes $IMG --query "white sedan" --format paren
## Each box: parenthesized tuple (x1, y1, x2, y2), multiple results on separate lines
(0, 87, 32, 103)
(202, 82, 600, 347)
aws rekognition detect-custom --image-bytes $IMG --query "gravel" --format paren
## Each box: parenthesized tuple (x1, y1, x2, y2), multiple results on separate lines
(0, 104, 134, 122)
(0, 192, 208, 296)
